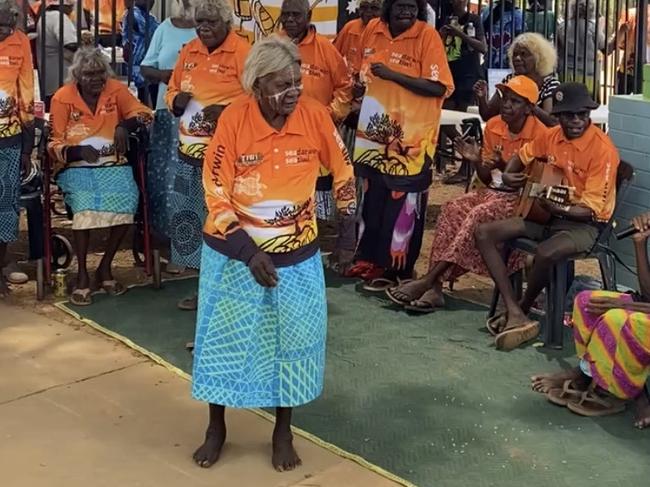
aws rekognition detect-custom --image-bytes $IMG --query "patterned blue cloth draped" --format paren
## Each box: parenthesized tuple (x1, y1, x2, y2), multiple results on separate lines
(0, 144, 21, 243)
(192, 244, 327, 408)
(57, 166, 139, 215)
(121, 6, 159, 88)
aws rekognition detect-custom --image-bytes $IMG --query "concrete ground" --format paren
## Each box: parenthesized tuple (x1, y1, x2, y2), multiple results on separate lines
(0, 301, 400, 487)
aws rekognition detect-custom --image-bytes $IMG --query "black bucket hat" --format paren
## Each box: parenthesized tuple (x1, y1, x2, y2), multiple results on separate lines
(551, 82, 599, 114)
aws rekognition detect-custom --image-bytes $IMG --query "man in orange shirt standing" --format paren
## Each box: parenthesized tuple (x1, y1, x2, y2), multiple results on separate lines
(279, 0, 353, 221)
(334, 0, 383, 70)
(83, 0, 126, 45)
(476, 83, 620, 351)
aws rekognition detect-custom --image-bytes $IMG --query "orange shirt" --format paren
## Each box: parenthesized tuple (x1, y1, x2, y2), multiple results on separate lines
(294, 26, 352, 122)
(353, 19, 454, 179)
(202, 95, 356, 260)
(0, 30, 34, 144)
(166, 32, 249, 163)
(83, 0, 126, 34)
(518, 123, 619, 222)
(333, 18, 366, 75)
(473, 114, 548, 189)
(49, 78, 153, 173)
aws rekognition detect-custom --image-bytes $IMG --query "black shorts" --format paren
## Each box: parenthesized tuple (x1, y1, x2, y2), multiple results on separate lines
(522, 218, 600, 254)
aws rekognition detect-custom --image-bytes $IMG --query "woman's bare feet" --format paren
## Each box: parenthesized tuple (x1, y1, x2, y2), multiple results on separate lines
(385, 279, 431, 305)
(408, 286, 445, 311)
(193, 426, 227, 468)
(530, 367, 584, 394)
(272, 432, 302, 472)
(634, 390, 650, 429)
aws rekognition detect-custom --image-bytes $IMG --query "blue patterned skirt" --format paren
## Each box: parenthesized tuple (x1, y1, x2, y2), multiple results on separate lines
(147, 110, 179, 237)
(192, 243, 327, 408)
(57, 166, 139, 230)
(168, 161, 206, 269)
(0, 143, 21, 243)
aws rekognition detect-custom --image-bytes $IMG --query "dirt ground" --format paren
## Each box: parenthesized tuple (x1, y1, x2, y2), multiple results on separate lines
(3, 174, 600, 324)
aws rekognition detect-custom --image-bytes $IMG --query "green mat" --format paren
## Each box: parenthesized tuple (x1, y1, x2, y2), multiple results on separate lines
(60, 275, 650, 487)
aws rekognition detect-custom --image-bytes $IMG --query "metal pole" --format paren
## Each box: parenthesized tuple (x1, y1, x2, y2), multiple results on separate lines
(59, 0, 65, 91)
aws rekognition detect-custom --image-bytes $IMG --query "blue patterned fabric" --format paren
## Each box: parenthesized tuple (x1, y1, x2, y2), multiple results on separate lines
(57, 166, 139, 215)
(121, 6, 159, 88)
(146, 109, 179, 237)
(0, 144, 21, 243)
(168, 161, 206, 269)
(192, 244, 327, 408)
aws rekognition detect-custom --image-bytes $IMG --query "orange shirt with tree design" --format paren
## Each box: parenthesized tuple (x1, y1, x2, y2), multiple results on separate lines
(353, 19, 454, 178)
(518, 123, 619, 222)
(166, 32, 249, 163)
(0, 30, 34, 144)
(49, 78, 152, 173)
(202, 95, 356, 259)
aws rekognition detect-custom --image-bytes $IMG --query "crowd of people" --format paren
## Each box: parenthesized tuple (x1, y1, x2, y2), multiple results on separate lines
(0, 0, 649, 473)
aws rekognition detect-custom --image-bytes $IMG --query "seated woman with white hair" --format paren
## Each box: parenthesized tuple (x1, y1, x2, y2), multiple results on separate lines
(49, 48, 153, 305)
(191, 35, 357, 472)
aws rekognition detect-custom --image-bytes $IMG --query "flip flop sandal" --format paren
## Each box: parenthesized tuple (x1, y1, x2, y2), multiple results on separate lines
(98, 280, 128, 296)
(70, 288, 93, 306)
(547, 379, 588, 407)
(486, 312, 507, 336)
(567, 388, 626, 417)
(385, 286, 417, 306)
(404, 290, 445, 314)
(494, 320, 540, 351)
(363, 277, 397, 292)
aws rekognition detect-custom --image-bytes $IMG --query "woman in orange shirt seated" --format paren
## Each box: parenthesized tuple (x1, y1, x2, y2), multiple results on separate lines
(191, 35, 356, 473)
(164, 0, 249, 310)
(0, 0, 34, 296)
(49, 48, 152, 305)
(386, 75, 547, 312)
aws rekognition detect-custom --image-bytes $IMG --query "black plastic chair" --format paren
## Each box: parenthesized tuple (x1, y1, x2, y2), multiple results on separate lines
(487, 160, 635, 349)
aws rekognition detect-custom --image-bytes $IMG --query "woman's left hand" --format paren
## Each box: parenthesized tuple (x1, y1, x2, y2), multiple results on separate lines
(631, 212, 650, 242)
(114, 126, 129, 157)
(585, 295, 625, 315)
(370, 63, 395, 81)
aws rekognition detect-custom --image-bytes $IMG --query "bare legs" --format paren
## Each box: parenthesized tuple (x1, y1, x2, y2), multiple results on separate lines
(194, 404, 301, 471)
(72, 224, 130, 290)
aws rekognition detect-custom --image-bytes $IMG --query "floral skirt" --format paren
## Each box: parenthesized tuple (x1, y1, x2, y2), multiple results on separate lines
(429, 189, 523, 282)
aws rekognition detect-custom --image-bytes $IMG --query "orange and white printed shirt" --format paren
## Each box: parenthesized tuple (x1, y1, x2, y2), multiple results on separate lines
(473, 114, 549, 189)
(49, 78, 153, 173)
(294, 26, 353, 123)
(333, 18, 366, 75)
(202, 95, 356, 264)
(0, 30, 34, 146)
(518, 123, 620, 222)
(353, 19, 454, 181)
(83, 0, 126, 34)
(166, 32, 250, 164)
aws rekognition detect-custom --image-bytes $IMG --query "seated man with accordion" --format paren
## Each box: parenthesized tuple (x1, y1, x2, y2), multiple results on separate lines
(475, 82, 620, 352)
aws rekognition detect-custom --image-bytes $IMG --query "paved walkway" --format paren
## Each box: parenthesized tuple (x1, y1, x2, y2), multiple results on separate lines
(0, 302, 400, 487)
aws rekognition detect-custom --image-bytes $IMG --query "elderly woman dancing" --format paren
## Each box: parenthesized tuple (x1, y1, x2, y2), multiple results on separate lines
(0, 0, 34, 296)
(49, 48, 153, 305)
(191, 35, 356, 472)
(165, 0, 249, 310)
(531, 212, 650, 427)
(474, 32, 559, 127)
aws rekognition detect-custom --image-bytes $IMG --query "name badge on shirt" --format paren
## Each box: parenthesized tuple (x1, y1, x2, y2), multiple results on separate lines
(237, 153, 264, 166)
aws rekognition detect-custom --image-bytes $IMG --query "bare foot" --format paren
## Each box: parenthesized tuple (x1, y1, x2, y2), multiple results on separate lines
(502, 310, 531, 332)
(193, 426, 226, 468)
(634, 391, 650, 429)
(530, 367, 584, 394)
(272, 433, 302, 472)
(386, 278, 431, 305)
(410, 287, 445, 310)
